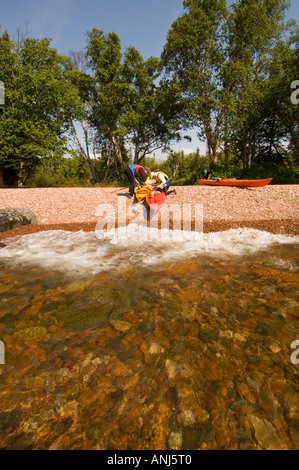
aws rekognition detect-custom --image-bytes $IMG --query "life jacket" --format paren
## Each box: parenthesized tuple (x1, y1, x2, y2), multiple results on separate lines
(152, 171, 169, 183)
(129, 164, 146, 178)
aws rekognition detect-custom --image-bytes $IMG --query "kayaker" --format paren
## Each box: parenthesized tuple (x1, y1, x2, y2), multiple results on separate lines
(124, 164, 151, 198)
(202, 167, 211, 180)
(149, 170, 176, 196)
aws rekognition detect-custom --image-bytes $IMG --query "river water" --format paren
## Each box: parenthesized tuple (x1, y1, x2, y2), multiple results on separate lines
(0, 227, 298, 450)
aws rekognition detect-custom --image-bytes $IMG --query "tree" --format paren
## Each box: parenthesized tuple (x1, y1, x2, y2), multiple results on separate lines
(84, 29, 128, 182)
(84, 29, 183, 182)
(162, 0, 297, 171)
(164, 150, 187, 179)
(121, 47, 183, 163)
(68, 50, 100, 184)
(162, 0, 228, 166)
(0, 31, 82, 186)
(226, 0, 296, 169)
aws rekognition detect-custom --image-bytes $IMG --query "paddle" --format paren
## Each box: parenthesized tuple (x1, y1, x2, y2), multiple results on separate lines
(109, 187, 127, 194)
(109, 179, 156, 195)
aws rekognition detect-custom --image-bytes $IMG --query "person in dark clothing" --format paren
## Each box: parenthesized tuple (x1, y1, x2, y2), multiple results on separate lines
(202, 167, 211, 180)
(124, 164, 150, 198)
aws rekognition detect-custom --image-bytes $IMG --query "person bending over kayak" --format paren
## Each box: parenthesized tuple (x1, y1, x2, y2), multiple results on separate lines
(124, 164, 151, 198)
(202, 167, 211, 180)
(149, 171, 176, 196)
(201, 167, 222, 181)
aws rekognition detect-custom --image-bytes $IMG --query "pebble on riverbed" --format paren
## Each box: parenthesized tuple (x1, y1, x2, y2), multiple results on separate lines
(0, 244, 298, 450)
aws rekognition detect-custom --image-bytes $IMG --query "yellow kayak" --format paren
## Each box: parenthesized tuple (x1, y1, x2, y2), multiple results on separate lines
(134, 178, 156, 202)
(135, 187, 150, 202)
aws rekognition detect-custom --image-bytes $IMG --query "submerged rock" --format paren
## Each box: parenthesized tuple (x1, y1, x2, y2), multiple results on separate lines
(290, 428, 299, 449)
(0, 411, 21, 434)
(13, 326, 47, 340)
(0, 207, 37, 232)
(180, 410, 196, 427)
(165, 359, 178, 379)
(269, 343, 281, 353)
(198, 327, 219, 343)
(182, 422, 215, 449)
(168, 431, 183, 450)
(110, 319, 131, 332)
(248, 415, 289, 450)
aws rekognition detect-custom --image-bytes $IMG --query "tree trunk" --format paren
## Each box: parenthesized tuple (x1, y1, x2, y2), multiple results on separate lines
(248, 149, 252, 169)
(103, 140, 113, 182)
(134, 140, 140, 164)
(112, 135, 125, 175)
(224, 111, 229, 170)
(0, 166, 19, 188)
(224, 141, 229, 170)
(205, 122, 218, 167)
(71, 121, 99, 184)
(268, 115, 276, 161)
(242, 141, 249, 170)
(211, 145, 218, 165)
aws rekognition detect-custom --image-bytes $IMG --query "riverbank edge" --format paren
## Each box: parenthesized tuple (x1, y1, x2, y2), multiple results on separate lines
(1, 218, 298, 241)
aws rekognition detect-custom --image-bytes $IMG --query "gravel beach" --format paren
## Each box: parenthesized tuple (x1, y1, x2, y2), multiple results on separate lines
(0, 185, 298, 239)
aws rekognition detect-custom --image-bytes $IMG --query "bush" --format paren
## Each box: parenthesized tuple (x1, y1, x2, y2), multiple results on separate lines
(23, 153, 299, 187)
(25, 156, 90, 187)
(239, 165, 299, 184)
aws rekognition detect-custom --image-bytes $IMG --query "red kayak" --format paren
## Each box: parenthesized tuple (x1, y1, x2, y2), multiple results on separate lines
(135, 186, 166, 214)
(197, 178, 273, 187)
(146, 189, 166, 214)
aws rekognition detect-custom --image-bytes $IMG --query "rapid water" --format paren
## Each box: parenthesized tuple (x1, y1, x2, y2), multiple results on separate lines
(0, 228, 298, 450)
(1, 226, 298, 276)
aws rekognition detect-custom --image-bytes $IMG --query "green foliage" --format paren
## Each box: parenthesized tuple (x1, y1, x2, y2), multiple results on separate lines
(24, 153, 134, 188)
(239, 164, 299, 184)
(81, 28, 182, 184)
(226, 0, 298, 169)
(1, 1, 298, 187)
(120, 48, 183, 162)
(0, 31, 82, 183)
(162, 0, 229, 164)
(158, 150, 298, 185)
(25, 156, 88, 187)
(24, 149, 298, 188)
(162, 0, 298, 172)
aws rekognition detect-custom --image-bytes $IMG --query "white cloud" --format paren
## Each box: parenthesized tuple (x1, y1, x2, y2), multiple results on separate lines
(176, 147, 194, 155)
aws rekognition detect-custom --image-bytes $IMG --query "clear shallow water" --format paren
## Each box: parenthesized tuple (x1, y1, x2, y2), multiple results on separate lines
(0, 228, 298, 450)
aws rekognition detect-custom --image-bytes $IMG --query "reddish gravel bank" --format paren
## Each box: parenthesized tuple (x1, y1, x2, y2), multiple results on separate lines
(0, 185, 298, 239)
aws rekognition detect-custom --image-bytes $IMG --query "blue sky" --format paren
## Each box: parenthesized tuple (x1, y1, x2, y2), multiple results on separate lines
(1, 0, 298, 158)
(1, 0, 185, 58)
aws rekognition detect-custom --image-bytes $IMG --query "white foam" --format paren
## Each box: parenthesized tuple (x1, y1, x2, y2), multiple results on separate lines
(268, 256, 298, 272)
(0, 227, 298, 276)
